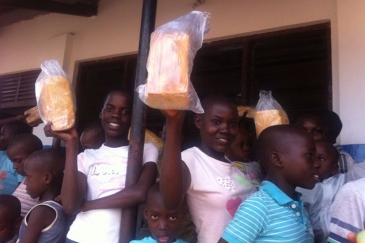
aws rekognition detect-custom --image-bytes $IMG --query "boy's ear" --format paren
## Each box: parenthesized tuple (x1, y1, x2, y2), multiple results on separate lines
(14, 216, 22, 231)
(143, 206, 148, 221)
(194, 114, 202, 129)
(332, 164, 339, 176)
(44, 172, 54, 184)
(99, 111, 102, 119)
(270, 151, 283, 168)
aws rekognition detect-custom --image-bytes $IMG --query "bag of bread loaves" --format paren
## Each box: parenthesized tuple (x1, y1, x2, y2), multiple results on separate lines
(35, 60, 76, 131)
(254, 90, 289, 137)
(136, 11, 210, 114)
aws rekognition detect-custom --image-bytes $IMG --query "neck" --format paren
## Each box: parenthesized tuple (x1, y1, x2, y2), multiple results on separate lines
(105, 137, 129, 148)
(265, 174, 297, 200)
(39, 189, 60, 203)
(198, 144, 228, 162)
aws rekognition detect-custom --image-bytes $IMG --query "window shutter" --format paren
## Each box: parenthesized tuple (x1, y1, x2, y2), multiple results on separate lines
(0, 70, 40, 108)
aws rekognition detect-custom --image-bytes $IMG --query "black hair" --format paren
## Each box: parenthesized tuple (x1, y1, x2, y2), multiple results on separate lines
(7, 133, 43, 154)
(257, 124, 309, 170)
(201, 93, 237, 112)
(320, 110, 342, 143)
(0, 194, 21, 221)
(2, 121, 32, 136)
(26, 149, 65, 191)
(102, 89, 133, 108)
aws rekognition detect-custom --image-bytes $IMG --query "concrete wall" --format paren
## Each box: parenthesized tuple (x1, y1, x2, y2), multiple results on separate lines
(1, 0, 364, 155)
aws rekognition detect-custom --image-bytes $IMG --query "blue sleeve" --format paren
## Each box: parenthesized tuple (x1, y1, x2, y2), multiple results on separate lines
(221, 196, 268, 243)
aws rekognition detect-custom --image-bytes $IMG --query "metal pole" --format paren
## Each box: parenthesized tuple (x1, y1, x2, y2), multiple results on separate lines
(120, 0, 157, 242)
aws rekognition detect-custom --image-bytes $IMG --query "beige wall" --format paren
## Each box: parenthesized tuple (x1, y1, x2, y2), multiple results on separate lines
(1, 0, 362, 145)
(336, 0, 365, 144)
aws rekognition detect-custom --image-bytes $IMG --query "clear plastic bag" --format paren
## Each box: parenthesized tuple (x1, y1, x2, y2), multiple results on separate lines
(35, 60, 76, 131)
(254, 90, 289, 137)
(136, 11, 210, 114)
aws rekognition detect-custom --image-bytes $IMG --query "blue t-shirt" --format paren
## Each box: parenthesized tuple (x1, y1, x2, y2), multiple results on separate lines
(222, 180, 314, 243)
(0, 150, 24, 194)
(130, 237, 187, 243)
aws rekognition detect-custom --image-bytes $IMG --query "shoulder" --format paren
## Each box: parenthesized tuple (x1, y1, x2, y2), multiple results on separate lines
(181, 147, 202, 164)
(26, 201, 57, 227)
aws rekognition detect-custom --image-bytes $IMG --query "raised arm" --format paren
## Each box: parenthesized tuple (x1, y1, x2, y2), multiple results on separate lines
(159, 110, 191, 209)
(44, 124, 87, 215)
(80, 161, 157, 211)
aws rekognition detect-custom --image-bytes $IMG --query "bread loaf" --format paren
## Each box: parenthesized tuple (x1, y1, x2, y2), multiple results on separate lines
(38, 75, 75, 131)
(146, 33, 190, 110)
(254, 110, 289, 136)
(128, 129, 164, 154)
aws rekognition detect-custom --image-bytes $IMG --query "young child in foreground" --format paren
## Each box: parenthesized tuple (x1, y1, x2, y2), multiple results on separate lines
(219, 125, 319, 243)
(296, 140, 345, 243)
(226, 128, 262, 186)
(0, 195, 21, 243)
(17, 149, 67, 243)
(7, 134, 43, 217)
(130, 183, 187, 243)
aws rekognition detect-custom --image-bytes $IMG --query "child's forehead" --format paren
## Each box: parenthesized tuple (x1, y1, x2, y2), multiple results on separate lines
(297, 115, 323, 126)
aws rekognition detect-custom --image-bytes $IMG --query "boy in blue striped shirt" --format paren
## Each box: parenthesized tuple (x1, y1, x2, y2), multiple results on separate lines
(219, 125, 319, 243)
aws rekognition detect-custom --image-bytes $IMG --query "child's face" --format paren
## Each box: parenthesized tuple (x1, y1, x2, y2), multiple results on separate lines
(227, 130, 253, 162)
(296, 117, 324, 140)
(7, 146, 28, 176)
(100, 91, 132, 140)
(0, 208, 16, 243)
(144, 197, 184, 243)
(196, 101, 239, 154)
(315, 141, 338, 182)
(281, 133, 319, 190)
(23, 160, 46, 199)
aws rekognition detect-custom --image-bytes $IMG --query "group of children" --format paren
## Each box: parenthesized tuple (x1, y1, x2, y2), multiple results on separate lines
(0, 89, 362, 243)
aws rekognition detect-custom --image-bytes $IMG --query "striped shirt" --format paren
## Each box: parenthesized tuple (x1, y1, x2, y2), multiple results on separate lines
(221, 181, 314, 243)
(328, 178, 365, 243)
(12, 180, 38, 217)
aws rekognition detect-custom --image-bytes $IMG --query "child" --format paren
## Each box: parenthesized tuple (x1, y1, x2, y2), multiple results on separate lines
(327, 177, 365, 243)
(7, 134, 43, 217)
(296, 140, 345, 243)
(159, 93, 257, 243)
(17, 149, 67, 243)
(44, 89, 158, 243)
(295, 113, 355, 173)
(226, 128, 262, 186)
(79, 121, 105, 150)
(219, 125, 319, 243)
(0, 121, 32, 194)
(0, 195, 21, 243)
(131, 183, 187, 243)
(320, 110, 355, 173)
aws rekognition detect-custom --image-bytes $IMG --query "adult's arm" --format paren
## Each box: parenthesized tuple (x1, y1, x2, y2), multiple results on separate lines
(159, 110, 191, 209)
(81, 162, 158, 211)
(44, 124, 87, 215)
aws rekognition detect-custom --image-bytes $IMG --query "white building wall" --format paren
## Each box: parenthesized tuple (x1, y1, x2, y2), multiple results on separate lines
(1, 0, 363, 150)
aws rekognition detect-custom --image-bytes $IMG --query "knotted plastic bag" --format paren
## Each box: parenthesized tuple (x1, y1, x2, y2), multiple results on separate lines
(136, 11, 210, 114)
(254, 90, 289, 137)
(35, 60, 76, 131)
